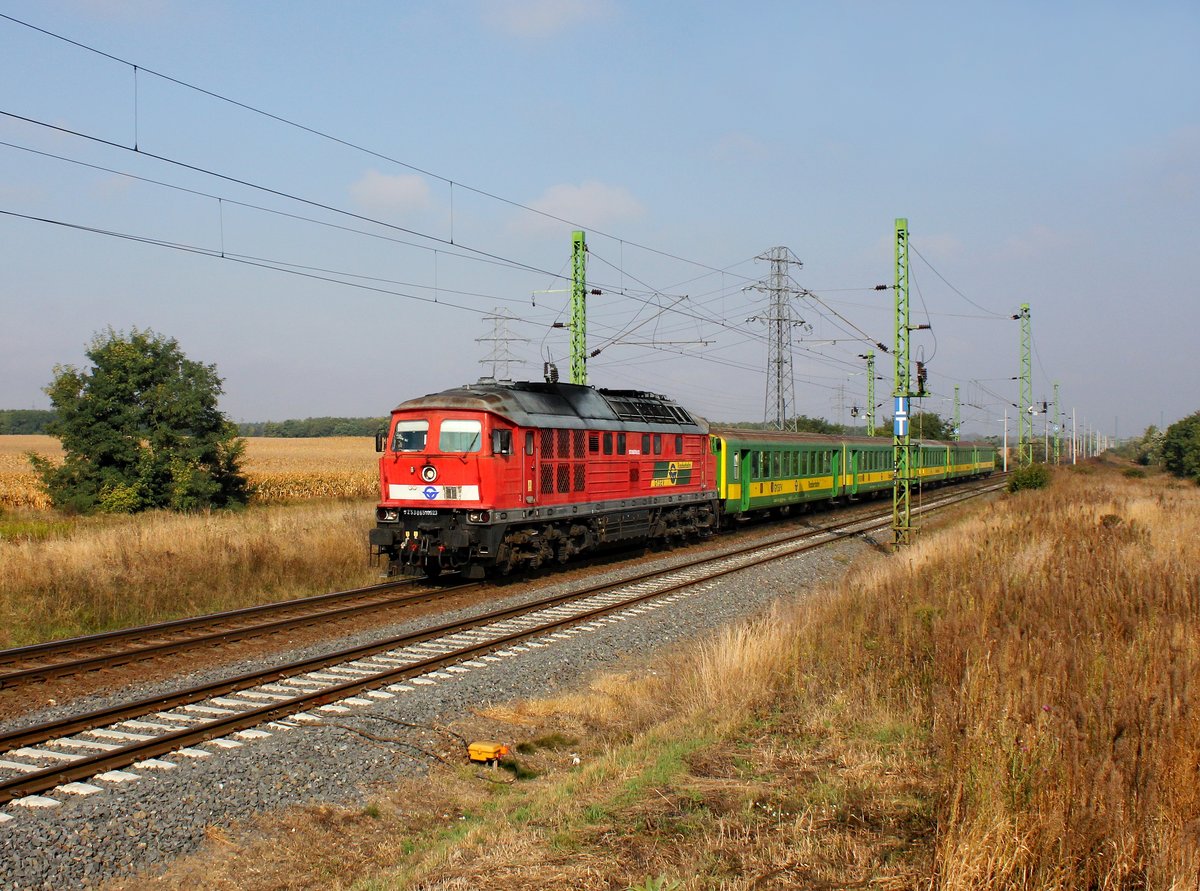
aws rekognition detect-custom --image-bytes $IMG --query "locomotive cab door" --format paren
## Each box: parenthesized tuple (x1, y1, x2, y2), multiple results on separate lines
(523, 430, 537, 505)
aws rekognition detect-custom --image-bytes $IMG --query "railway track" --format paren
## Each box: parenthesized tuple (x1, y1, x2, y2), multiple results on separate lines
(0, 578, 477, 690)
(0, 478, 1003, 809)
(0, 475, 1003, 692)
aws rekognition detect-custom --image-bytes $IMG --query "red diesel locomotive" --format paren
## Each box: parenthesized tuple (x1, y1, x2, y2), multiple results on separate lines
(370, 380, 717, 578)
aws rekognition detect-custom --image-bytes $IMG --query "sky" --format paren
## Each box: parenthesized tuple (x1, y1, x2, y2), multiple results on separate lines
(1, 1, 1197, 441)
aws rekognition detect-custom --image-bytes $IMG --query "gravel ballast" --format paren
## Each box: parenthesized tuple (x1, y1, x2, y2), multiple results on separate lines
(0, 526, 887, 890)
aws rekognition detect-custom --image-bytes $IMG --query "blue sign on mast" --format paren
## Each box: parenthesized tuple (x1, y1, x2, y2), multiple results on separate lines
(893, 396, 909, 436)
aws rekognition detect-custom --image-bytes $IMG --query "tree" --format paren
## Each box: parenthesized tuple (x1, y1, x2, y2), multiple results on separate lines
(1162, 412, 1200, 484)
(31, 328, 248, 513)
(1124, 425, 1165, 467)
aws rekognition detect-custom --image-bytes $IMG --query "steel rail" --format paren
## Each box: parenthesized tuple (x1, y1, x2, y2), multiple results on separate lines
(0, 480, 1002, 804)
(0, 581, 481, 688)
(0, 578, 423, 668)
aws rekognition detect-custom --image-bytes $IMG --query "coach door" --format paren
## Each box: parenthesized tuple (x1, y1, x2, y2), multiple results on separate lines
(739, 449, 752, 512)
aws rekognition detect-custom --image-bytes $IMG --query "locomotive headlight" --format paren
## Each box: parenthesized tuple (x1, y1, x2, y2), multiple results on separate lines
(467, 510, 491, 523)
(376, 508, 399, 522)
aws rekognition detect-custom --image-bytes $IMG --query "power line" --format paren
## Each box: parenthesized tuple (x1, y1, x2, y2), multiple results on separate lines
(0, 207, 528, 320)
(1, 113, 766, 351)
(909, 240, 1008, 319)
(0, 11, 757, 280)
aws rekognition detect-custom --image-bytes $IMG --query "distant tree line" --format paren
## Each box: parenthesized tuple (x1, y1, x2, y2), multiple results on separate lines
(1, 410, 389, 439)
(717, 415, 847, 435)
(237, 417, 389, 438)
(0, 409, 56, 434)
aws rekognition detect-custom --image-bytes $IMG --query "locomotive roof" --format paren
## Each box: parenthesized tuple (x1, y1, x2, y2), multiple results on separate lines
(393, 380, 709, 433)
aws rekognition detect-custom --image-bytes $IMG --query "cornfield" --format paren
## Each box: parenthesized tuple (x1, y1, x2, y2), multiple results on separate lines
(0, 436, 55, 510)
(0, 435, 378, 508)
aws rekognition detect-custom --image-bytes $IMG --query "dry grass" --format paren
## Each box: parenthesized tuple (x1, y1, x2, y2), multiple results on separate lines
(0, 501, 379, 647)
(0, 435, 377, 508)
(107, 463, 1200, 889)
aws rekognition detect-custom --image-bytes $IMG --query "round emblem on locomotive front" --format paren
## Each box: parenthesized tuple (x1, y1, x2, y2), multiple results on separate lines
(421, 464, 438, 482)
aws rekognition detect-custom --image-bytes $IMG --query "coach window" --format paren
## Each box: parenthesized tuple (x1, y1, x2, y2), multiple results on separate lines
(603, 432, 613, 455)
(653, 434, 662, 455)
(439, 419, 482, 453)
(617, 432, 627, 455)
(393, 419, 429, 452)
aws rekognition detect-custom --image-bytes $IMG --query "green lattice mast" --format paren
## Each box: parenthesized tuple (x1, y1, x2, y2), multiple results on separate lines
(862, 351, 876, 436)
(953, 385, 961, 441)
(1018, 302, 1032, 465)
(570, 230, 588, 385)
(892, 218, 913, 547)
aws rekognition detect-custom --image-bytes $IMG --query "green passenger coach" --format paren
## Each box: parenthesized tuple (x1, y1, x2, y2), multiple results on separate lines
(709, 427, 994, 520)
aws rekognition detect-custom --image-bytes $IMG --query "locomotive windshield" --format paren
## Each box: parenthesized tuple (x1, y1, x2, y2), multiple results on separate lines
(392, 419, 428, 452)
(439, 419, 483, 453)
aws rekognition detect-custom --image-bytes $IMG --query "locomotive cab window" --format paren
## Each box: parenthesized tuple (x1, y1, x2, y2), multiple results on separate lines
(439, 419, 482, 453)
(491, 429, 512, 456)
(525, 431, 535, 455)
(393, 420, 429, 452)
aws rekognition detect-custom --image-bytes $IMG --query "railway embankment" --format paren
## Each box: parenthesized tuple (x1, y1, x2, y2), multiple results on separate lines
(102, 461, 1199, 890)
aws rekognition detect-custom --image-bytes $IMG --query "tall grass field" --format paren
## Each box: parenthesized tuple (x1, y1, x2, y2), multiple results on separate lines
(0, 436, 380, 647)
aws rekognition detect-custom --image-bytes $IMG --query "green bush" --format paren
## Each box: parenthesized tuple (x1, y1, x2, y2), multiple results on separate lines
(31, 327, 248, 514)
(1162, 412, 1200, 484)
(1008, 463, 1050, 492)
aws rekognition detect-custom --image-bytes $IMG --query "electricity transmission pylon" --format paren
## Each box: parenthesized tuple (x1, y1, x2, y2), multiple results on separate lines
(476, 308, 528, 380)
(747, 246, 805, 430)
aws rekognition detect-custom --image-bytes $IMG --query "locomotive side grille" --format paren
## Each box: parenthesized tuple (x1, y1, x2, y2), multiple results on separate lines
(574, 464, 586, 491)
(557, 428, 570, 457)
(540, 464, 554, 494)
(541, 428, 555, 458)
(556, 463, 571, 494)
(573, 429, 585, 459)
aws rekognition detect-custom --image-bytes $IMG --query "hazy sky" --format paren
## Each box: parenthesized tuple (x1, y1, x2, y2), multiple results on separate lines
(1, 1, 1196, 440)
